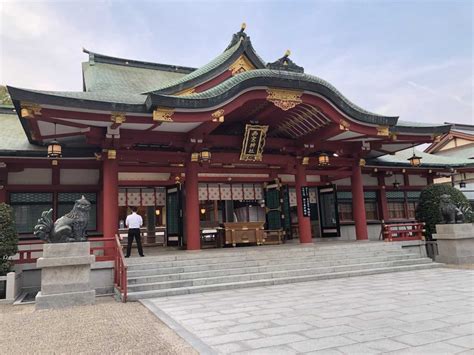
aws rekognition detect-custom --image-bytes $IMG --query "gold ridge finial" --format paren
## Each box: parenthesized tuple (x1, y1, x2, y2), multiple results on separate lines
(241, 22, 246, 31)
(285, 49, 291, 57)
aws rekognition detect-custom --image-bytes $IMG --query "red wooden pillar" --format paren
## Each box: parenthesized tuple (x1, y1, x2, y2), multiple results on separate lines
(185, 158, 200, 250)
(102, 156, 118, 255)
(351, 164, 368, 240)
(295, 163, 313, 244)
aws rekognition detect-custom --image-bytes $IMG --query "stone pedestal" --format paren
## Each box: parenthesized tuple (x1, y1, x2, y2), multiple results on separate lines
(35, 242, 95, 309)
(433, 223, 474, 264)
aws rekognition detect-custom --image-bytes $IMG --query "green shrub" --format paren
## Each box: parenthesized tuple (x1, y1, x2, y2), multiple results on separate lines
(0, 203, 19, 275)
(416, 184, 474, 239)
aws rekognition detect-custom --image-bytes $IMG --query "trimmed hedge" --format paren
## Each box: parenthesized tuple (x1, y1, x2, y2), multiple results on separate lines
(0, 203, 19, 276)
(416, 184, 473, 239)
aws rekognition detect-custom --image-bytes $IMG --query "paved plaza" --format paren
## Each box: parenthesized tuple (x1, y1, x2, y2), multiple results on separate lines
(142, 268, 474, 354)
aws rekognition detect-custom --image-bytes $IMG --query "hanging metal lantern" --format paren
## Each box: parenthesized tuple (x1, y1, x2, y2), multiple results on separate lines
(318, 153, 329, 166)
(200, 148, 211, 163)
(47, 139, 62, 158)
(408, 153, 422, 167)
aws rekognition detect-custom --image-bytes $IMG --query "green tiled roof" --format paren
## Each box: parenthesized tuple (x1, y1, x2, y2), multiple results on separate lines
(372, 148, 474, 167)
(83, 62, 188, 93)
(16, 87, 147, 105)
(0, 111, 44, 152)
(166, 69, 394, 120)
(148, 40, 242, 93)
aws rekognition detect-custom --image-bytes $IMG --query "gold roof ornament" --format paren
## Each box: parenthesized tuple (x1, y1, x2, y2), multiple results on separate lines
(111, 112, 126, 124)
(229, 55, 255, 75)
(107, 149, 117, 160)
(339, 120, 350, 131)
(266, 88, 303, 111)
(211, 109, 225, 122)
(153, 107, 174, 122)
(20, 102, 42, 119)
(241, 22, 246, 31)
(376, 126, 390, 136)
(284, 49, 291, 57)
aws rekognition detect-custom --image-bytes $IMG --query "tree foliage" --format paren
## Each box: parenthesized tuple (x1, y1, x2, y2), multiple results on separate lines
(0, 203, 19, 275)
(416, 184, 473, 239)
(0, 86, 13, 106)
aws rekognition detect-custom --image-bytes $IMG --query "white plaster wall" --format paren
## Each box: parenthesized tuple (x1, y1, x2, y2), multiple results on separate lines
(307, 175, 321, 182)
(408, 175, 427, 186)
(362, 174, 378, 186)
(278, 174, 295, 183)
(334, 177, 351, 186)
(118, 172, 170, 181)
(60, 169, 100, 185)
(385, 175, 405, 187)
(339, 224, 382, 241)
(8, 168, 52, 185)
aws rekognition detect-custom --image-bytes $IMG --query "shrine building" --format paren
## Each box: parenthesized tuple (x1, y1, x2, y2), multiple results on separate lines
(3, 25, 474, 250)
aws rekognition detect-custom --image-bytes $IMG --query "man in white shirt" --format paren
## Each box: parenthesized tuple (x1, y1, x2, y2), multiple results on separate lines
(125, 207, 144, 257)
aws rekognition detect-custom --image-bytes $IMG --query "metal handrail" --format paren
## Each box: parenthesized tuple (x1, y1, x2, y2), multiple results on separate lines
(114, 234, 128, 302)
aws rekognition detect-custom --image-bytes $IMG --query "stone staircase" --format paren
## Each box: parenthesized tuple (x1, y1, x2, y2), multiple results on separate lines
(125, 242, 441, 301)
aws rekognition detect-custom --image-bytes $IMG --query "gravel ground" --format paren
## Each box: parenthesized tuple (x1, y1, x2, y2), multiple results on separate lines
(0, 296, 197, 355)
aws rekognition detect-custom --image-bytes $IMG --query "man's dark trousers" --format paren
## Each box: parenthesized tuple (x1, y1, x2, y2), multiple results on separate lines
(126, 228, 144, 257)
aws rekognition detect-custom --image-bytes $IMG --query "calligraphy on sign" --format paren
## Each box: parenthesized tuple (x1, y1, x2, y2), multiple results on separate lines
(301, 186, 311, 217)
(240, 124, 269, 162)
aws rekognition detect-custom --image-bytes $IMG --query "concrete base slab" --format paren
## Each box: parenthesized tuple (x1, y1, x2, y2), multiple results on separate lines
(35, 242, 95, 310)
(35, 289, 95, 310)
(434, 223, 474, 265)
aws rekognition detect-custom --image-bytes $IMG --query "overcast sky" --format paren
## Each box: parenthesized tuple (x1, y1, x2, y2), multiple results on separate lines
(0, 0, 472, 125)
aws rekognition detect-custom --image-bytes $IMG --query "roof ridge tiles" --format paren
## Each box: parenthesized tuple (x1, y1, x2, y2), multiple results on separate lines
(83, 48, 196, 74)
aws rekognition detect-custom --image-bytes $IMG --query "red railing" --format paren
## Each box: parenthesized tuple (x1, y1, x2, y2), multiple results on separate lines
(382, 222, 425, 241)
(15, 236, 115, 264)
(114, 235, 128, 302)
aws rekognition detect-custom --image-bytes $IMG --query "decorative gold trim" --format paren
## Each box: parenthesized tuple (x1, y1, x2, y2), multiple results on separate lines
(153, 108, 174, 122)
(51, 160, 58, 166)
(107, 149, 117, 160)
(175, 87, 196, 96)
(191, 153, 199, 162)
(94, 153, 102, 161)
(20, 102, 41, 118)
(211, 109, 225, 122)
(339, 120, 350, 131)
(229, 54, 255, 76)
(376, 126, 390, 136)
(302, 157, 310, 165)
(389, 132, 397, 141)
(266, 88, 303, 111)
(111, 112, 126, 124)
(359, 158, 366, 167)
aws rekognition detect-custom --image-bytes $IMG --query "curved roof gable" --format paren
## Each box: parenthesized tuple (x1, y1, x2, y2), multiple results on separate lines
(146, 28, 266, 95)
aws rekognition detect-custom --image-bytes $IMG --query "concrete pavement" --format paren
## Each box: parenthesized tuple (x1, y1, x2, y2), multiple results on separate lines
(142, 268, 474, 354)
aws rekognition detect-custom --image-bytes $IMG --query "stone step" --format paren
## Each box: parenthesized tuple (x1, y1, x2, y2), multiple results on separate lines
(127, 262, 442, 301)
(126, 247, 410, 271)
(127, 258, 433, 292)
(128, 243, 405, 264)
(127, 253, 422, 281)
